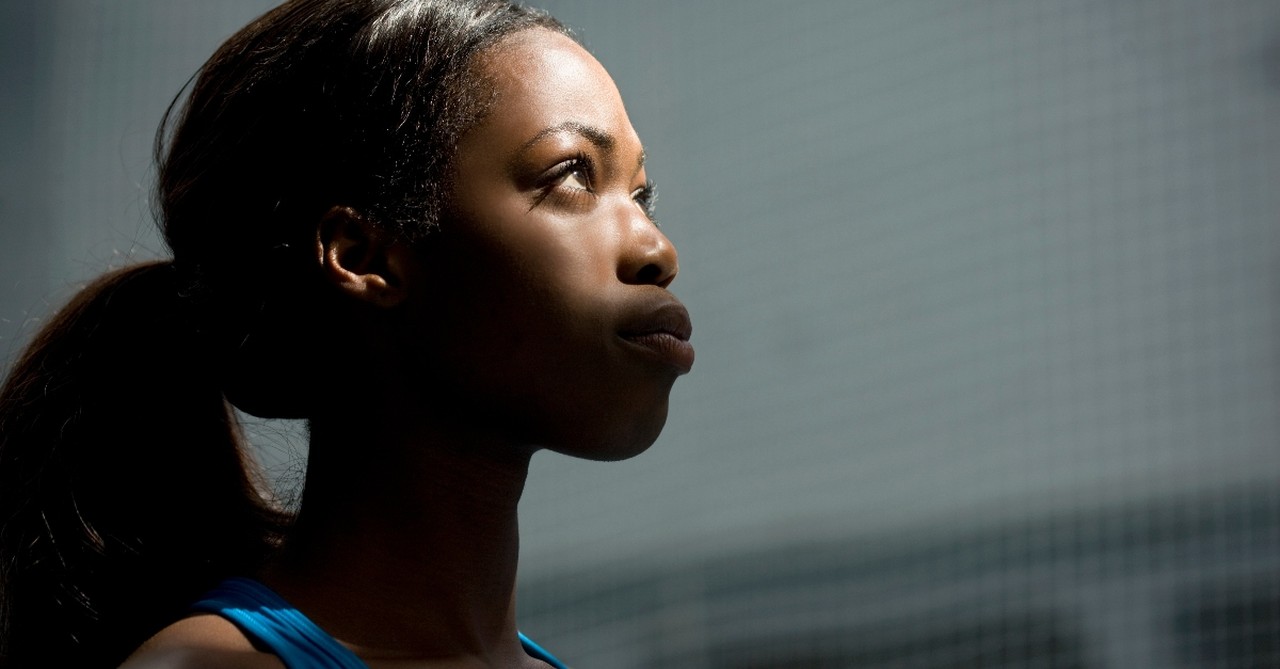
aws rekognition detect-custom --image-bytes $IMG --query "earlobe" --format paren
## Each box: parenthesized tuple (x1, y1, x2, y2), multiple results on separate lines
(315, 206, 411, 308)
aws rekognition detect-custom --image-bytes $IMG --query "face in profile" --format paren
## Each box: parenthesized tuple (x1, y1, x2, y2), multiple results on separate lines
(398, 29, 692, 460)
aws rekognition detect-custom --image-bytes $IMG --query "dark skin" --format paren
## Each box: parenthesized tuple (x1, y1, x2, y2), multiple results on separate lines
(122, 28, 688, 669)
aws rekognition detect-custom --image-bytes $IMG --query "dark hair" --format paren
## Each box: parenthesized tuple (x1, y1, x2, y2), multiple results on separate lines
(0, 1, 567, 666)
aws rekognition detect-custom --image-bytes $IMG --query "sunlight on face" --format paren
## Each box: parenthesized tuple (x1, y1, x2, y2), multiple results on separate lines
(399, 29, 691, 460)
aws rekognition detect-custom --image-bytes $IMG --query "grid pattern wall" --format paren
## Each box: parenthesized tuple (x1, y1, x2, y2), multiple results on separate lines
(2, 2, 1279, 668)
(519, 1, 1280, 666)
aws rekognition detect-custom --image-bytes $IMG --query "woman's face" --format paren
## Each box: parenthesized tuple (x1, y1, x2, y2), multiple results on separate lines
(402, 29, 691, 460)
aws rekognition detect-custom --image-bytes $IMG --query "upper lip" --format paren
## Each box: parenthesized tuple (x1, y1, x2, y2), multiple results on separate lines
(618, 297, 693, 341)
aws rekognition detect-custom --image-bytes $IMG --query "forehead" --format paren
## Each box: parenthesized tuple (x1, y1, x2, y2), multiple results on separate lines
(467, 29, 639, 150)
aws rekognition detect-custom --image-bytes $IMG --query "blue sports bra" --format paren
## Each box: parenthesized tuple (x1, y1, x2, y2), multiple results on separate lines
(191, 577, 567, 669)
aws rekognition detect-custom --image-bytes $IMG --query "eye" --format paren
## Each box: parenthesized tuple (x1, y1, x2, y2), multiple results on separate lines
(532, 156, 597, 210)
(546, 155, 593, 193)
(559, 166, 590, 192)
(632, 180, 658, 220)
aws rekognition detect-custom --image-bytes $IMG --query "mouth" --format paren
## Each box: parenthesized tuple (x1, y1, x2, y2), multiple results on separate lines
(619, 300, 695, 374)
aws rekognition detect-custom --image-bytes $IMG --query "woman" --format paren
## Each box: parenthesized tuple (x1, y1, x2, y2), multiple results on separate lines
(0, 1, 691, 667)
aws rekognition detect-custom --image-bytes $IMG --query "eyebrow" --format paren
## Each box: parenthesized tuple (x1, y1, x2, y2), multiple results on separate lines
(519, 121, 647, 172)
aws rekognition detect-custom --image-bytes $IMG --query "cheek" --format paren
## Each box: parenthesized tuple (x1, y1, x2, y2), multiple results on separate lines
(400, 274, 675, 457)
(449, 223, 611, 352)
(404, 201, 673, 455)
(452, 206, 621, 351)
(402, 223, 607, 418)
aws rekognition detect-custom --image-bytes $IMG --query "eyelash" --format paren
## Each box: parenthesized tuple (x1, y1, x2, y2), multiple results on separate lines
(538, 153, 659, 223)
(633, 181, 658, 223)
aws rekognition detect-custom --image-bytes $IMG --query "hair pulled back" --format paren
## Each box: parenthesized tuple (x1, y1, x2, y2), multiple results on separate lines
(162, 0, 568, 417)
(0, 2, 566, 666)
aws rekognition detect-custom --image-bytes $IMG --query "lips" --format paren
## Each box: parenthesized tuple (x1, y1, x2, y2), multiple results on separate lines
(619, 299, 695, 373)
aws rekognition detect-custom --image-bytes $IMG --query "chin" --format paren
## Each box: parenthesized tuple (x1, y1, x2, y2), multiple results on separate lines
(550, 399, 671, 462)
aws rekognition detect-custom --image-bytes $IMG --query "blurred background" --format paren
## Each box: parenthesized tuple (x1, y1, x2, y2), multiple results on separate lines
(3, 1, 1279, 667)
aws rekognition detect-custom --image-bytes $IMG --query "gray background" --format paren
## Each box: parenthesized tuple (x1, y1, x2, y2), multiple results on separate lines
(3, 1, 1279, 667)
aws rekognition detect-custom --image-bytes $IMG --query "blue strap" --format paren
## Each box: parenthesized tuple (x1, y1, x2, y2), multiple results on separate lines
(192, 577, 568, 669)
(519, 631, 569, 669)
(192, 577, 366, 669)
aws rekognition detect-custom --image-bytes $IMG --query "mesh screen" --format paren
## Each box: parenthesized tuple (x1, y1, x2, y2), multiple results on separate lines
(2, 1, 1278, 667)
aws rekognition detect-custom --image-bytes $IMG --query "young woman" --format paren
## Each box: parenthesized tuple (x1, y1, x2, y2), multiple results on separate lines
(0, 1, 691, 667)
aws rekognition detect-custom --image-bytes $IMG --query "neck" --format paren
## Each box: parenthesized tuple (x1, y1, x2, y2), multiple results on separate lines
(260, 409, 537, 666)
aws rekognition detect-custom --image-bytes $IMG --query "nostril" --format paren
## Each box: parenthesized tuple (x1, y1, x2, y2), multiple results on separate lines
(635, 263, 663, 285)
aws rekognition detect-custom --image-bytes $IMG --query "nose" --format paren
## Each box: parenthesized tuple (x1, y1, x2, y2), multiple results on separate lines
(617, 209, 678, 288)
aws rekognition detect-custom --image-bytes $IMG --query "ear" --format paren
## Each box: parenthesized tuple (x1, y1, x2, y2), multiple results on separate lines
(315, 206, 413, 308)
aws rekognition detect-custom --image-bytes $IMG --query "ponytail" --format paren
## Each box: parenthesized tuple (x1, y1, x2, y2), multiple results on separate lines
(0, 2, 575, 666)
(0, 262, 286, 668)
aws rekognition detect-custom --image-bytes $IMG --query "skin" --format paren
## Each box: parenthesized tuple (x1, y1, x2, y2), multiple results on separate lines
(121, 28, 687, 669)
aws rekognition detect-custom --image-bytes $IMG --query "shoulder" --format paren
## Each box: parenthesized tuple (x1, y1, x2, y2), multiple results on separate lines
(118, 614, 284, 669)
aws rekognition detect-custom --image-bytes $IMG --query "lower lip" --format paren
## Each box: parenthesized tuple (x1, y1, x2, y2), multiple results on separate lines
(620, 332, 695, 373)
